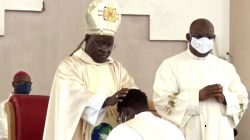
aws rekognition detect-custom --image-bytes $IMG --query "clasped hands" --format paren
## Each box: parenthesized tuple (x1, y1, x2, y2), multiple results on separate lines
(102, 88, 129, 107)
(199, 84, 227, 105)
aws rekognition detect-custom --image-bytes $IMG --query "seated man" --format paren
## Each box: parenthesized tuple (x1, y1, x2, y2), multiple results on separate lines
(107, 89, 185, 140)
(12, 71, 32, 94)
(0, 71, 32, 140)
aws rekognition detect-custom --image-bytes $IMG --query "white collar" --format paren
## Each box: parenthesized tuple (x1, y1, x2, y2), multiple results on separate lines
(134, 111, 155, 119)
(186, 46, 209, 60)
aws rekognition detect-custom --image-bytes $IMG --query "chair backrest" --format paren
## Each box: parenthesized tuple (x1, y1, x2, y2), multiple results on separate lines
(4, 95, 49, 140)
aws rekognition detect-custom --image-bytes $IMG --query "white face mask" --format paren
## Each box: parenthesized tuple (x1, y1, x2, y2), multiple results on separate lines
(190, 37, 214, 54)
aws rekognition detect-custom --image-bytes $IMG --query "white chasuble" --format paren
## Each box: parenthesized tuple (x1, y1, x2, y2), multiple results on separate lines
(43, 48, 136, 140)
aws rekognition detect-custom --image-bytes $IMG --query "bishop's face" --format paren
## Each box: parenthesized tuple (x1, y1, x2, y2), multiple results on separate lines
(85, 35, 114, 63)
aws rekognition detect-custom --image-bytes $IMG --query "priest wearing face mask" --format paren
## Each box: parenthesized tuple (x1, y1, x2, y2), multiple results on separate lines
(153, 18, 248, 140)
(0, 71, 32, 140)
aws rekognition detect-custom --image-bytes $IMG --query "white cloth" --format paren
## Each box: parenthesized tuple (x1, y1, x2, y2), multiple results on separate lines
(43, 48, 136, 140)
(153, 49, 249, 140)
(0, 99, 8, 140)
(0, 94, 12, 140)
(107, 112, 185, 140)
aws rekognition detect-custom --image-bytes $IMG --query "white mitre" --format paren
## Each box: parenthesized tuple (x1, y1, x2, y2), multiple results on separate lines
(86, 0, 121, 36)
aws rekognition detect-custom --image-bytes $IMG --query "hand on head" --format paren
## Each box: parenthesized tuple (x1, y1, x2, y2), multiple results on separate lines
(102, 88, 129, 107)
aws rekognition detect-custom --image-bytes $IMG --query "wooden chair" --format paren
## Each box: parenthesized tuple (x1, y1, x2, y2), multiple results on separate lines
(4, 95, 49, 140)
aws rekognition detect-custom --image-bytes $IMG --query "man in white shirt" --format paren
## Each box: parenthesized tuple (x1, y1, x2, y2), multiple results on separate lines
(153, 18, 248, 140)
(107, 89, 185, 140)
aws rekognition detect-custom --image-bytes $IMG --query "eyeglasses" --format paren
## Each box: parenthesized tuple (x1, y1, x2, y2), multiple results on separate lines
(190, 33, 216, 39)
(90, 39, 115, 51)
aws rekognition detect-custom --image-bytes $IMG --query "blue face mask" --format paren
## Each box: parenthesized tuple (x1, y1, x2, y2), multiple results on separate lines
(15, 82, 32, 94)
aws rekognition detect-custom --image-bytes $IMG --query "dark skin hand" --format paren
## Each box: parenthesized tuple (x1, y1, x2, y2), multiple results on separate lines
(102, 88, 129, 107)
(199, 84, 227, 105)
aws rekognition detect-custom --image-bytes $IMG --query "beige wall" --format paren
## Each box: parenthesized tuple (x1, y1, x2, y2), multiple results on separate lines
(0, 0, 249, 139)
(0, 0, 88, 99)
(231, 0, 250, 140)
(0, 0, 186, 101)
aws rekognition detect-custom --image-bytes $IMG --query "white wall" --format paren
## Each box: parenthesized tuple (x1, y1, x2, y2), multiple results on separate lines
(231, 0, 250, 140)
(0, 0, 185, 101)
(118, 0, 230, 58)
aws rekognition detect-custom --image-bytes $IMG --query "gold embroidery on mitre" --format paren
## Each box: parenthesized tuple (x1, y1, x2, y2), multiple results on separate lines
(103, 6, 119, 22)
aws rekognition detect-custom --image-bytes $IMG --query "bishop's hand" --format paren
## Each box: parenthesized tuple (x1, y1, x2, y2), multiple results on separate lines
(102, 88, 129, 107)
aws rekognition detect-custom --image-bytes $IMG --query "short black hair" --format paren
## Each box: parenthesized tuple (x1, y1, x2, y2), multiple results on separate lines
(117, 89, 148, 113)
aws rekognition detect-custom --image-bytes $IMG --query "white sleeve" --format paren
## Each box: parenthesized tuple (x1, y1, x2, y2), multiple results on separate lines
(153, 61, 199, 127)
(0, 102, 8, 139)
(223, 65, 248, 126)
(82, 93, 107, 126)
(107, 125, 143, 140)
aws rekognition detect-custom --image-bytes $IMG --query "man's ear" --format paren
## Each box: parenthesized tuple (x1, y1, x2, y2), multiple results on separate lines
(12, 81, 15, 88)
(127, 108, 136, 119)
(186, 33, 191, 42)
